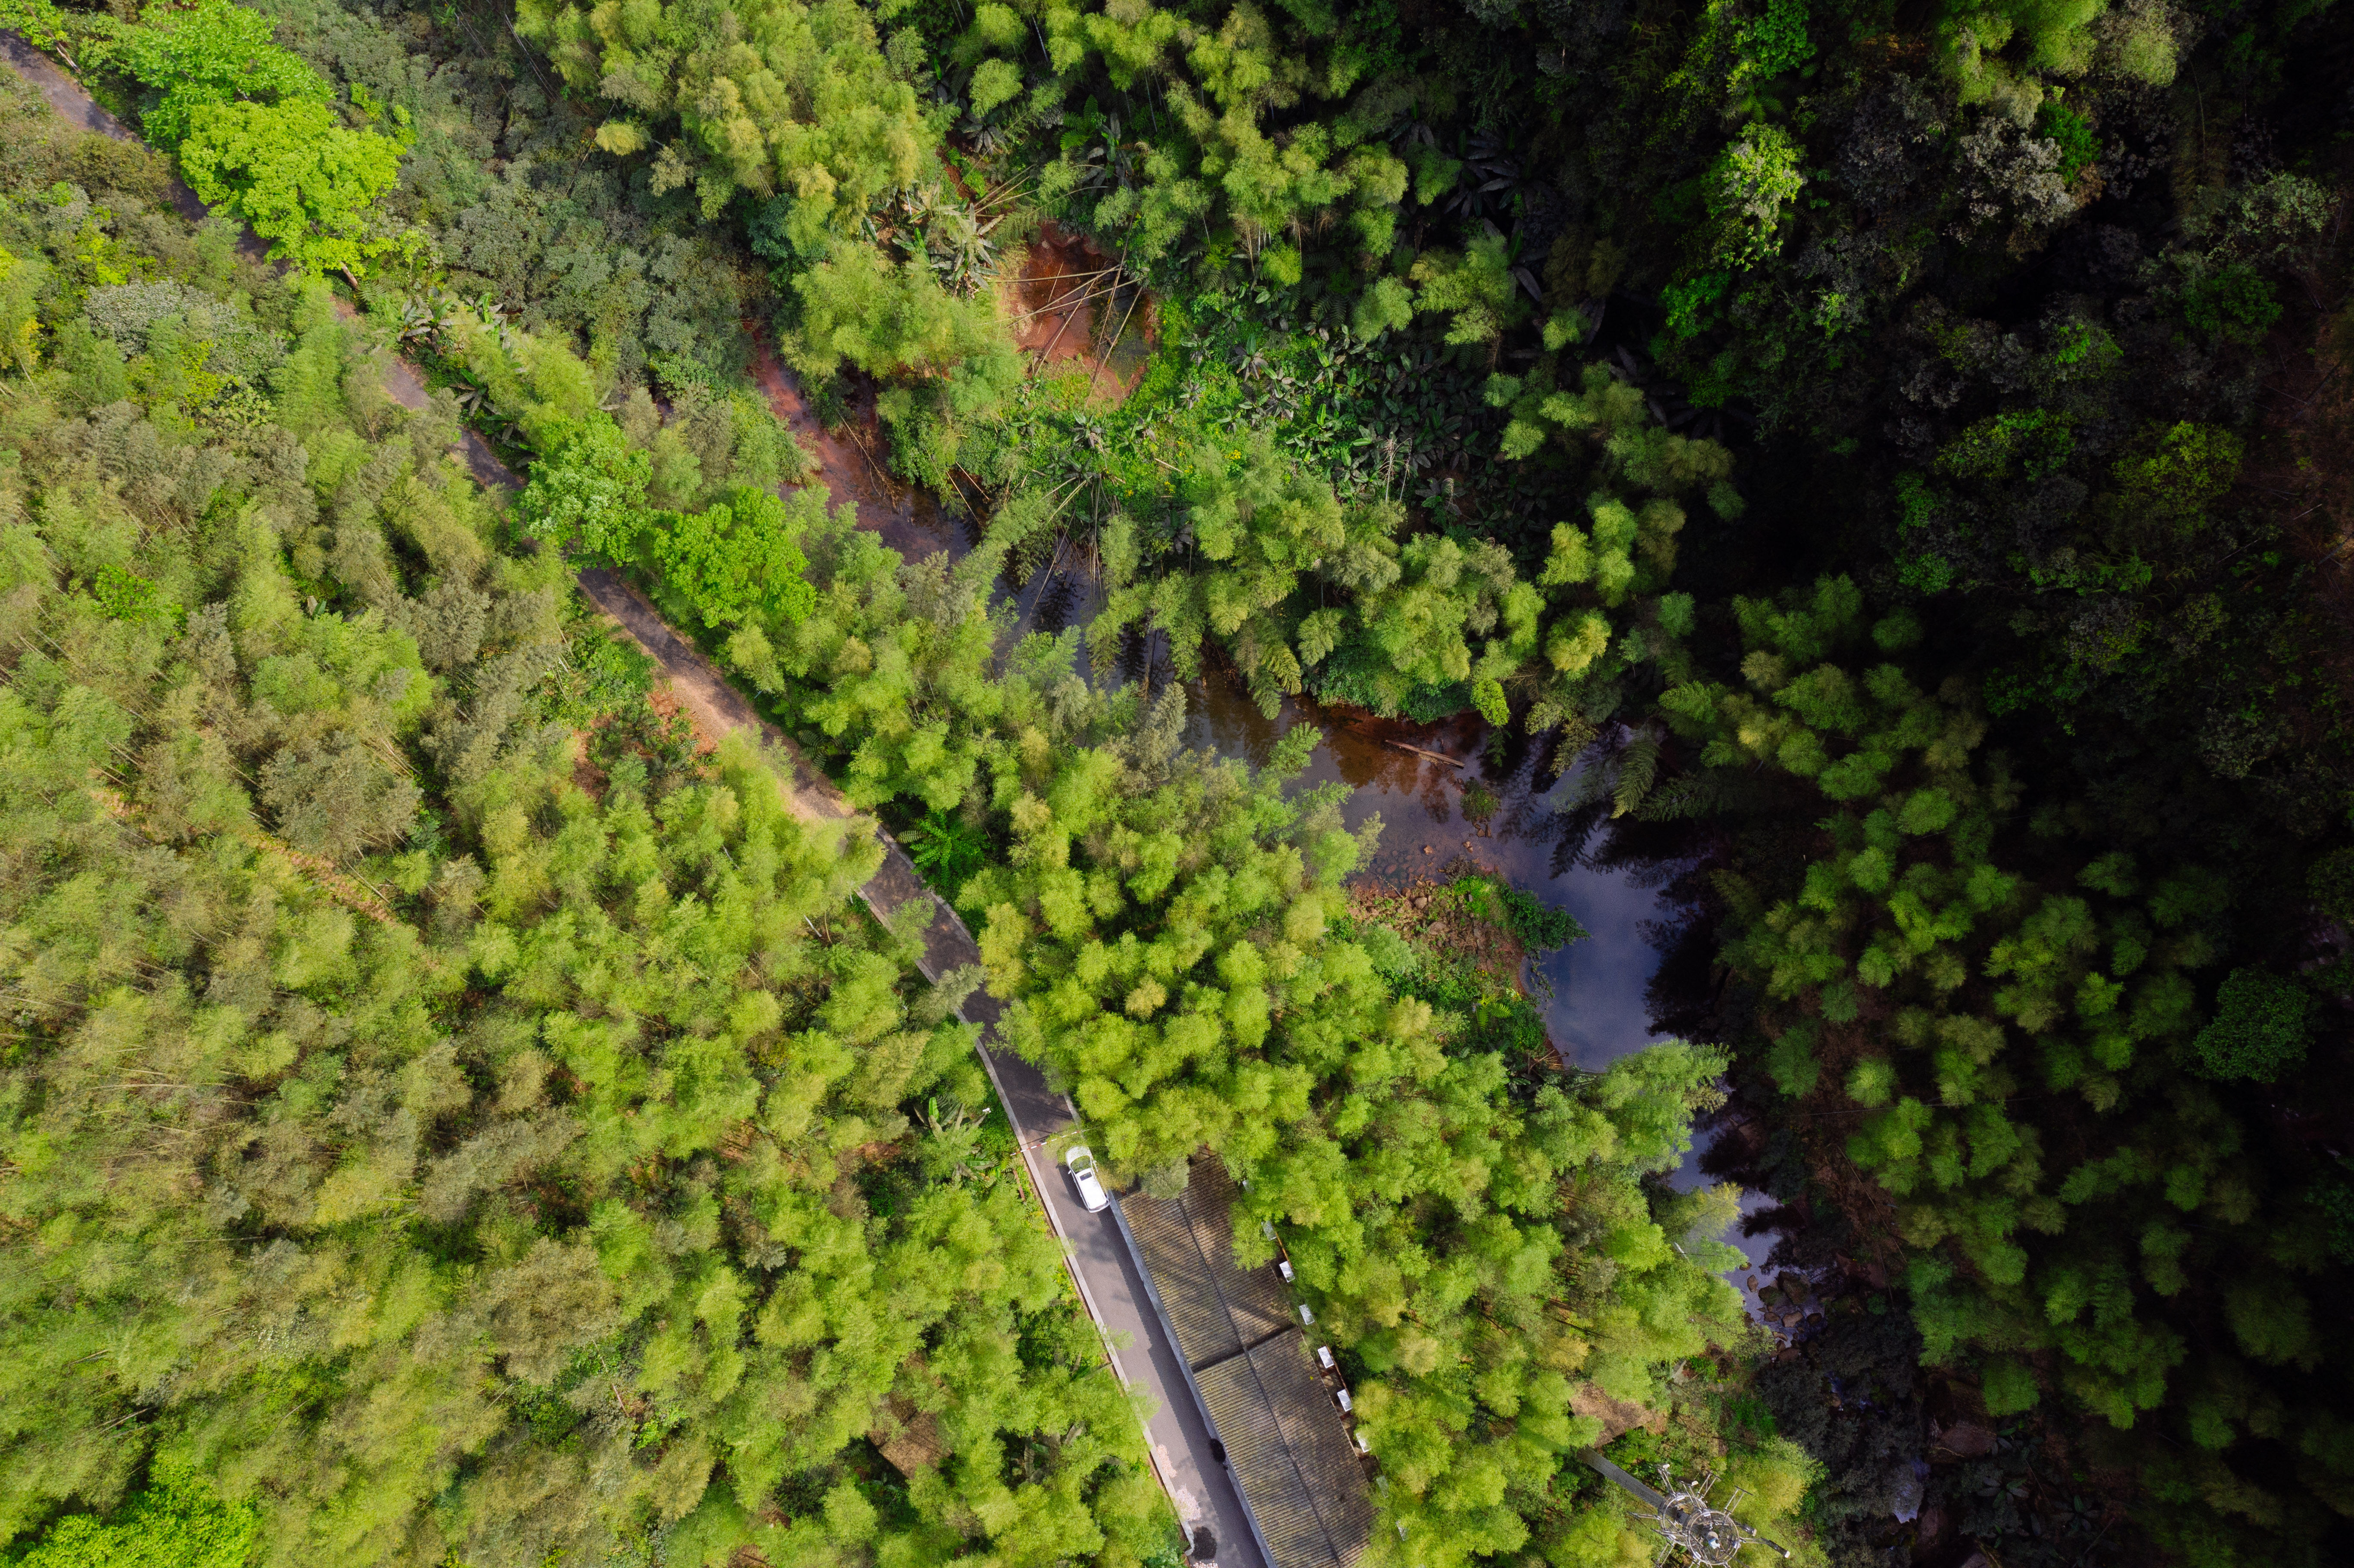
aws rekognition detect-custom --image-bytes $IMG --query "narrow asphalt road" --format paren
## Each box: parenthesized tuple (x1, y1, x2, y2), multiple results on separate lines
(973, 1023, 1268, 1568)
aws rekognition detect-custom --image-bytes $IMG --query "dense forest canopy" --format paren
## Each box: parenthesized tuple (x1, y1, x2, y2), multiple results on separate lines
(0, 0, 2349, 1565)
(0, 83, 1190, 1568)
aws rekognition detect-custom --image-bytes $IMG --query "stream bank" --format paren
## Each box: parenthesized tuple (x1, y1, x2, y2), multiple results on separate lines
(1174, 672, 1785, 1291)
(735, 328, 1785, 1294)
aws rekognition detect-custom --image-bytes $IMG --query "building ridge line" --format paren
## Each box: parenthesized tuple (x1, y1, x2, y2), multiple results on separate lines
(1190, 1322, 1310, 1377)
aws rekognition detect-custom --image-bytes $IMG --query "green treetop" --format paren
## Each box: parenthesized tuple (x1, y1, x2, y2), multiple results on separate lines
(517, 0, 933, 226)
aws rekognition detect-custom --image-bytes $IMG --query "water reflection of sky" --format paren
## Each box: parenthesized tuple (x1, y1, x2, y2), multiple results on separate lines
(1178, 671, 1780, 1285)
(1179, 669, 1678, 1069)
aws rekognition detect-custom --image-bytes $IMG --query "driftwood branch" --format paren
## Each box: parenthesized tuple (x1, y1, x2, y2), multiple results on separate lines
(1382, 739, 1464, 768)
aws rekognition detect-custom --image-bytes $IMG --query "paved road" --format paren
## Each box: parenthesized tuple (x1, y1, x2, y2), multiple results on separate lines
(971, 1021, 1269, 1568)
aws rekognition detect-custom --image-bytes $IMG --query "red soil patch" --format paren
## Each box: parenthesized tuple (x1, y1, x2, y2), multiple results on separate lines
(1008, 221, 1154, 401)
(647, 686, 720, 756)
(570, 730, 609, 801)
(741, 319, 904, 516)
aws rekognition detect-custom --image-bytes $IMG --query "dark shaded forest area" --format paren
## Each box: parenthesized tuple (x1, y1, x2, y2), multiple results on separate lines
(0, 0, 2350, 1564)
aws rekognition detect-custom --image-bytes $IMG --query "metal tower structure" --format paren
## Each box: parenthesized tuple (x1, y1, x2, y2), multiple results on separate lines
(1582, 1453, 1791, 1565)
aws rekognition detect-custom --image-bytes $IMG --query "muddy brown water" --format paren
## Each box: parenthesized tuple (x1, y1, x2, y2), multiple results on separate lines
(1168, 681, 1666, 1071)
(738, 333, 1744, 1144)
(743, 324, 967, 563)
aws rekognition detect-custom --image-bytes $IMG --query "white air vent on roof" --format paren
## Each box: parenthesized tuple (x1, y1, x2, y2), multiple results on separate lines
(1298, 1304, 1315, 1325)
(1316, 1345, 1335, 1369)
(1277, 1260, 1294, 1282)
(1335, 1388, 1353, 1412)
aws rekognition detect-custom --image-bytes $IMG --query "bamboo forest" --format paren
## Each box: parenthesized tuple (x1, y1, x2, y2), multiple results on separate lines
(0, 0, 2348, 1565)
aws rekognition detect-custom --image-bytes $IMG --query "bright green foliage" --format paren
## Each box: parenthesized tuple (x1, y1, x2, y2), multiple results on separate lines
(772, 510, 1009, 812)
(1050, 0, 1412, 268)
(177, 98, 407, 279)
(516, 0, 931, 225)
(1721, 1433, 1822, 1522)
(465, 320, 813, 545)
(1483, 361, 1737, 754)
(2192, 968, 2309, 1082)
(516, 416, 654, 554)
(1936, 408, 2077, 482)
(1349, 275, 1415, 342)
(716, 489, 1136, 815)
(1491, 880, 1588, 951)
(972, 717, 1354, 1170)
(422, 310, 1115, 823)
(96, 0, 328, 146)
(0, 243, 42, 375)
(16, 1459, 258, 1568)
(1339, 530, 1533, 723)
(78, 0, 409, 277)
(0, 130, 1164, 1568)
(784, 235, 1015, 385)
(620, 381, 816, 506)
(2037, 100, 2099, 179)
(904, 806, 991, 892)
(177, 96, 405, 277)
(1489, 361, 1737, 511)
(0, 0, 82, 67)
(650, 484, 822, 631)
(1934, 0, 2160, 112)
(86, 0, 409, 279)
(1704, 122, 1804, 267)
(1410, 233, 1527, 350)
(1734, 0, 1815, 81)
(1074, 364, 1733, 741)
(958, 695, 1741, 1568)
(1087, 430, 1362, 717)
(437, 311, 606, 446)
(651, 413, 1756, 1565)
(90, 561, 180, 625)
(2108, 421, 2243, 525)
(16, 0, 2352, 1560)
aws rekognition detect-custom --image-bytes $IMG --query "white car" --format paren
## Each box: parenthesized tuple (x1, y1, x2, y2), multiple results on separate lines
(1064, 1145, 1110, 1212)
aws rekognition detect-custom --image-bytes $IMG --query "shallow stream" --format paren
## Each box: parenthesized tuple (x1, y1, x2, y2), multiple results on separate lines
(1173, 672, 1781, 1289)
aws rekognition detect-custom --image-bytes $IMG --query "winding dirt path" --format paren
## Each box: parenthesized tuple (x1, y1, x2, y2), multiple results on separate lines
(0, 34, 990, 994)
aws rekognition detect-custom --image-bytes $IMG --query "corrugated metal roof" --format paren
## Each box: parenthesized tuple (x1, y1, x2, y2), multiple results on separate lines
(1124, 1156, 1375, 1568)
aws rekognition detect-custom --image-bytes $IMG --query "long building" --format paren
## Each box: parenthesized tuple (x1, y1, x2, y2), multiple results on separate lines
(1117, 1157, 1377, 1568)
